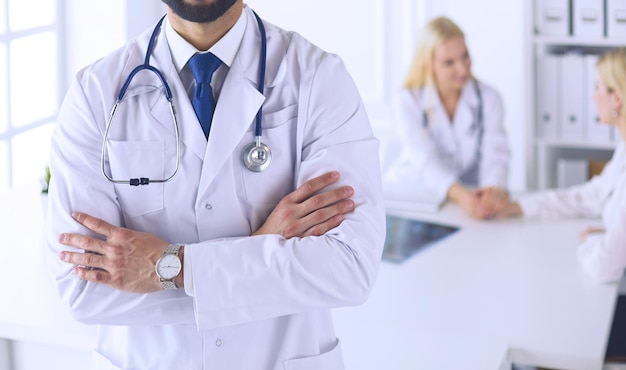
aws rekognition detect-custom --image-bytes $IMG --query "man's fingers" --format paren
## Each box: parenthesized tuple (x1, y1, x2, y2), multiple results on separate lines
(300, 199, 354, 234)
(72, 211, 117, 238)
(59, 232, 107, 254)
(301, 186, 353, 215)
(73, 266, 111, 284)
(60, 250, 107, 270)
(290, 171, 340, 203)
(280, 198, 354, 238)
(301, 214, 345, 237)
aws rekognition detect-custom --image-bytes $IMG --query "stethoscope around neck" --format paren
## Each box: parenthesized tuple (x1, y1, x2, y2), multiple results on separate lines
(101, 10, 270, 186)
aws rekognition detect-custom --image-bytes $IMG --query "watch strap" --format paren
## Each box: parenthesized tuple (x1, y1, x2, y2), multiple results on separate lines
(164, 243, 181, 255)
(160, 280, 177, 290)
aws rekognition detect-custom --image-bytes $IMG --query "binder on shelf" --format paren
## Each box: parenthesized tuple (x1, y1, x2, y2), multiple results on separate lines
(536, 54, 560, 139)
(560, 53, 585, 141)
(607, 0, 626, 38)
(584, 54, 612, 144)
(573, 0, 605, 37)
(536, 0, 570, 36)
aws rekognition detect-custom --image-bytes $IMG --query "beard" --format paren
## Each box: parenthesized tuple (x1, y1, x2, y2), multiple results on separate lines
(162, 0, 237, 23)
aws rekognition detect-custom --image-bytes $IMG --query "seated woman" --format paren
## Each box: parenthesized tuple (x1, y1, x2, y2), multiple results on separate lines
(383, 16, 511, 219)
(500, 48, 626, 284)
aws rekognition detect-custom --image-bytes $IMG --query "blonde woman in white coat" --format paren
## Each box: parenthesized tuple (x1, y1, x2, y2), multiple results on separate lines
(383, 17, 511, 219)
(500, 48, 626, 284)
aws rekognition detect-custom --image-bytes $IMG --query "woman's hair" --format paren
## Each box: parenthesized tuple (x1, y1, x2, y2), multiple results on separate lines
(403, 16, 466, 89)
(597, 48, 626, 107)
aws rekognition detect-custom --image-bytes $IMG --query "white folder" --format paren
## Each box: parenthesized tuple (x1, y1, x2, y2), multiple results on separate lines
(607, 0, 626, 38)
(560, 54, 585, 141)
(584, 54, 612, 144)
(536, 0, 570, 36)
(536, 54, 560, 139)
(573, 0, 605, 37)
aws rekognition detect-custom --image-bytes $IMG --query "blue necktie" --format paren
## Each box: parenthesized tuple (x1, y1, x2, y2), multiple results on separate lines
(188, 52, 222, 139)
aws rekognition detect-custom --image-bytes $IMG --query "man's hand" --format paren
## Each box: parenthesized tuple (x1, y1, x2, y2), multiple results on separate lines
(253, 171, 355, 238)
(58, 212, 169, 293)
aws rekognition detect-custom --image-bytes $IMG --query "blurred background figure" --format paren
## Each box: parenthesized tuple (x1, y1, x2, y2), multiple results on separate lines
(383, 16, 511, 219)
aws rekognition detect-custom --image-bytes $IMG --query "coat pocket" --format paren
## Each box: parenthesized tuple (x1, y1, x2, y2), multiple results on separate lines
(238, 106, 298, 204)
(107, 140, 165, 217)
(283, 340, 345, 370)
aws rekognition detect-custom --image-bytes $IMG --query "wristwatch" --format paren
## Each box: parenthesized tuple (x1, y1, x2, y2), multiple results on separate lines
(155, 244, 182, 290)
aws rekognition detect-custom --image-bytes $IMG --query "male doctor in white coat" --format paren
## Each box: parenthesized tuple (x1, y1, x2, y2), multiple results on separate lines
(45, 1, 385, 369)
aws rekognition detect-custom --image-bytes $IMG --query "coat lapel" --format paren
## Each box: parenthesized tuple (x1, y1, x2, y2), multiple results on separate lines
(198, 70, 265, 193)
(453, 81, 480, 135)
(197, 7, 281, 195)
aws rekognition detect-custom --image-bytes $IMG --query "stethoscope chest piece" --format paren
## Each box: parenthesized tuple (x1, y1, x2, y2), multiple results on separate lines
(242, 138, 272, 172)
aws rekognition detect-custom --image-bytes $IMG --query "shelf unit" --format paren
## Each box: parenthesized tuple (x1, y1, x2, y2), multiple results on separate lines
(528, 0, 620, 190)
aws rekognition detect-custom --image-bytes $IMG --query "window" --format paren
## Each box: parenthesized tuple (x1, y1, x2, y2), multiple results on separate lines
(0, 0, 63, 192)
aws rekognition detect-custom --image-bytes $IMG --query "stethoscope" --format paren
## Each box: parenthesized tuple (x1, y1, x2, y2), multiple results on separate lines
(422, 79, 484, 165)
(101, 10, 270, 186)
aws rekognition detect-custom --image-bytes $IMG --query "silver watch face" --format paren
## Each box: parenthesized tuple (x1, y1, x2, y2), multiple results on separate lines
(156, 254, 181, 280)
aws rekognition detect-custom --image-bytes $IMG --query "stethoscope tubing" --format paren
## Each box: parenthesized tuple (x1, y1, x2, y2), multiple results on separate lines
(101, 15, 181, 186)
(102, 9, 268, 185)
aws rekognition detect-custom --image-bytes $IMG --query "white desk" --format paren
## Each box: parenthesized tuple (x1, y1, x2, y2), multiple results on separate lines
(333, 204, 619, 370)
(0, 184, 96, 353)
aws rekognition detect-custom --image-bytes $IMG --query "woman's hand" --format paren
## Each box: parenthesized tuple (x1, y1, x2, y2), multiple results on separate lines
(475, 186, 509, 219)
(447, 183, 482, 218)
(448, 184, 520, 220)
(580, 226, 606, 241)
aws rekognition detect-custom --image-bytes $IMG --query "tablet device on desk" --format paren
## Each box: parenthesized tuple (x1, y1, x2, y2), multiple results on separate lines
(382, 214, 459, 263)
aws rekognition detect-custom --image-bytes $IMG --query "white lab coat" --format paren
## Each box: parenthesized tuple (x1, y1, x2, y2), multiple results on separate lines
(518, 142, 626, 284)
(382, 81, 510, 202)
(45, 6, 385, 370)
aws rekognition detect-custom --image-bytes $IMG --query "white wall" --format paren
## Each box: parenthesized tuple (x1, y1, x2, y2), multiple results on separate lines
(63, 0, 165, 89)
(63, 0, 125, 84)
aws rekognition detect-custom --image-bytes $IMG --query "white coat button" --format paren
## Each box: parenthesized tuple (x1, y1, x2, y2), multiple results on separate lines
(215, 339, 223, 347)
(205, 203, 212, 210)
